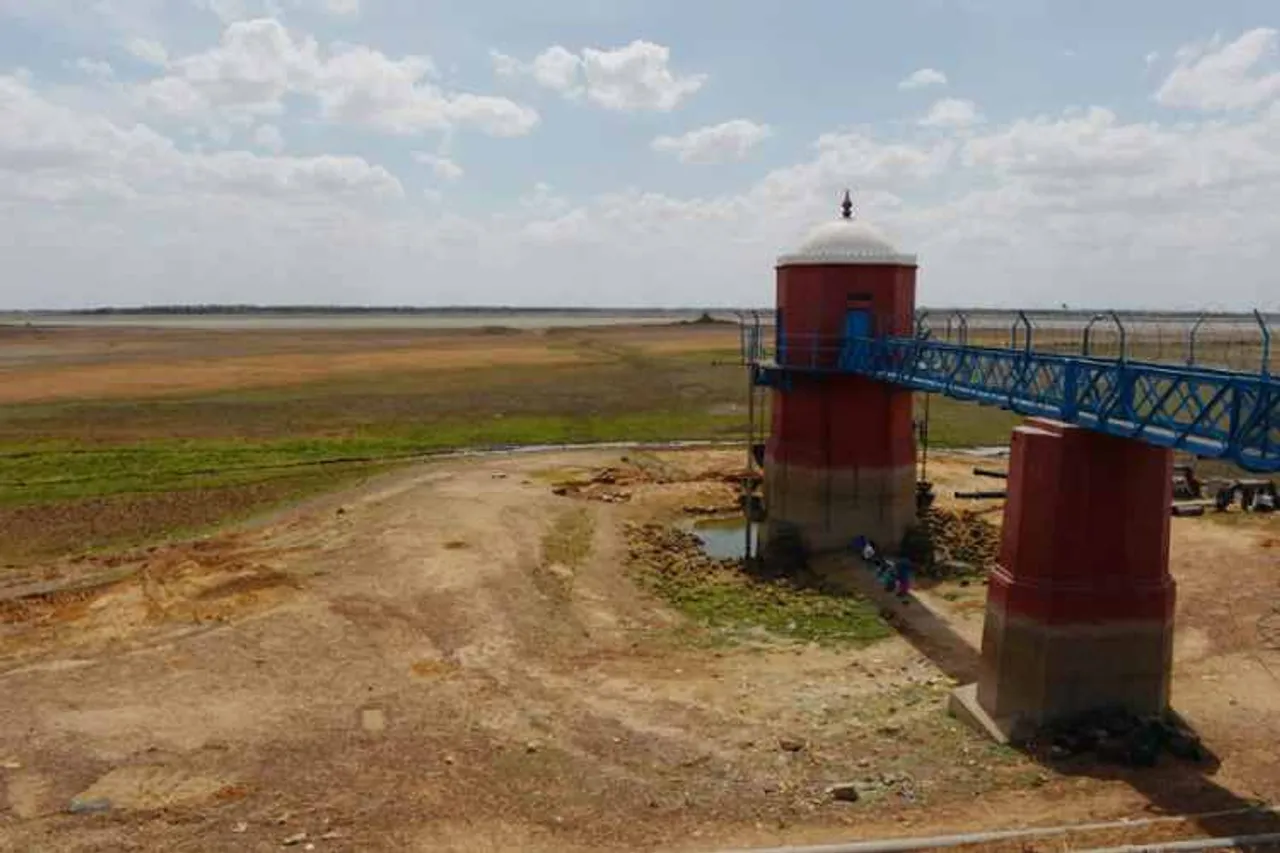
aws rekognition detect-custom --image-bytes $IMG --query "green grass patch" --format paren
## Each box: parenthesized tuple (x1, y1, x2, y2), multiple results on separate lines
(919, 394, 1020, 448)
(658, 576, 891, 645)
(0, 409, 747, 506)
(629, 525, 889, 646)
(0, 463, 387, 565)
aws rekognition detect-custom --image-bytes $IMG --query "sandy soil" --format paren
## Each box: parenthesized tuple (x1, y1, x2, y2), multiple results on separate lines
(1, 449, 1278, 852)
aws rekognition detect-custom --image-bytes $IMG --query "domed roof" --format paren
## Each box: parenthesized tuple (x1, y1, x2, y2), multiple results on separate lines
(777, 193, 916, 267)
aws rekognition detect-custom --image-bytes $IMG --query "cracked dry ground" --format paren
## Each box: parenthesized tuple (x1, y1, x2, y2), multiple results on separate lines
(2, 449, 1279, 852)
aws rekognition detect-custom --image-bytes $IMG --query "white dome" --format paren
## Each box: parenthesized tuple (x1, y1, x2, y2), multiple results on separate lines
(777, 216, 916, 267)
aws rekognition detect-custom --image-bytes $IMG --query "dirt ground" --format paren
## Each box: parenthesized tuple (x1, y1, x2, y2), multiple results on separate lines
(0, 324, 740, 403)
(1, 448, 1277, 852)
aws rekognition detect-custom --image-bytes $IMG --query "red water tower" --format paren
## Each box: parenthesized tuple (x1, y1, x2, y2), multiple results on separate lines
(764, 194, 919, 555)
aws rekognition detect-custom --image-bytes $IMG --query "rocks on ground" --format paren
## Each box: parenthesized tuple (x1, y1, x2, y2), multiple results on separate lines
(914, 508, 1002, 578)
(1032, 706, 1206, 767)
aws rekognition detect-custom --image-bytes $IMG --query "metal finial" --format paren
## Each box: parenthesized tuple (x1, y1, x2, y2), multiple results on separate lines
(840, 189, 854, 220)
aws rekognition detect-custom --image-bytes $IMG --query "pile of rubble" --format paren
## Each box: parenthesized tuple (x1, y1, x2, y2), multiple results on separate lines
(917, 508, 1002, 578)
(623, 523, 730, 578)
(551, 461, 744, 513)
(551, 466, 637, 504)
(1033, 706, 1206, 768)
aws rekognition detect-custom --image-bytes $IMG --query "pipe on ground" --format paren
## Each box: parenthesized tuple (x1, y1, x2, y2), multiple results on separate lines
(1077, 831, 1280, 852)
(707, 807, 1278, 853)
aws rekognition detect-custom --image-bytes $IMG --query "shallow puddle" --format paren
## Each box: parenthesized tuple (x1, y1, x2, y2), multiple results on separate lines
(687, 516, 758, 560)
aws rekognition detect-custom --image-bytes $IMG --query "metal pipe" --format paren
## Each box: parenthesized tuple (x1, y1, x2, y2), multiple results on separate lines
(1188, 313, 1207, 366)
(707, 806, 1280, 853)
(1110, 310, 1128, 360)
(955, 489, 1007, 500)
(1011, 310, 1033, 354)
(1083, 312, 1105, 356)
(1255, 309, 1272, 377)
(734, 311, 746, 364)
(919, 392, 931, 483)
(1076, 831, 1280, 853)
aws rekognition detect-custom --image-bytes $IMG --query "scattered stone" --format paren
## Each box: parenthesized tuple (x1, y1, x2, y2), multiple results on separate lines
(525, 741, 540, 754)
(492, 472, 508, 479)
(1, 759, 21, 770)
(826, 783, 861, 803)
(320, 831, 343, 840)
(67, 797, 112, 814)
(1037, 706, 1205, 767)
(878, 724, 903, 736)
(443, 754, 456, 766)
(778, 737, 806, 753)
(282, 831, 308, 846)
(335, 507, 346, 516)
(232, 821, 249, 833)
(305, 845, 316, 851)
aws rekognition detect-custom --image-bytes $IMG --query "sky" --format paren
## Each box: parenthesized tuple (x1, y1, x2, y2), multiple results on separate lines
(1, 1, 1279, 311)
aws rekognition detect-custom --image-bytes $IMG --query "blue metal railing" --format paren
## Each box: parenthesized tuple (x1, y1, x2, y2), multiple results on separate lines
(752, 333, 1280, 473)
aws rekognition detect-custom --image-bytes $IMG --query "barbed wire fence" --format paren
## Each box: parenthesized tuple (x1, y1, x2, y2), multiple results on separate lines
(913, 310, 1277, 375)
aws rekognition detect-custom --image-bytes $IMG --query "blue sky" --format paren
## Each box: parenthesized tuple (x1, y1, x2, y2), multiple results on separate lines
(1, 0, 1279, 309)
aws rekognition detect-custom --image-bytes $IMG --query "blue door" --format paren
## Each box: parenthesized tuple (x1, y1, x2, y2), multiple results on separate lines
(842, 308, 872, 367)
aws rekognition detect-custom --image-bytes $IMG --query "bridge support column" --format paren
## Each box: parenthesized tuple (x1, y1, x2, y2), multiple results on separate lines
(951, 417, 1176, 743)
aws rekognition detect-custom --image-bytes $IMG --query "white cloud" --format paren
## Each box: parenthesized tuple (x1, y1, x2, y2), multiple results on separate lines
(413, 151, 464, 180)
(1156, 28, 1280, 110)
(197, 0, 360, 22)
(5, 23, 1280, 312)
(252, 122, 284, 152)
(489, 50, 523, 79)
(899, 68, 947, 89)
(69, 58, 116, 81)
(0, 73, 403, 203)
(491, 40, 705, 112)
(126, 37, 169, 67)
(134, 18, 539, 136)
(1144, 51, 1160, 68)
(651, 119, 772, 164)
(530, 46, 582, 93)
(919, 97, 982, 128)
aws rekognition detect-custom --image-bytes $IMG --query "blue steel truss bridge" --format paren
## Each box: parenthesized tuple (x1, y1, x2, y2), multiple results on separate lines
(740, 310, 1280, 474)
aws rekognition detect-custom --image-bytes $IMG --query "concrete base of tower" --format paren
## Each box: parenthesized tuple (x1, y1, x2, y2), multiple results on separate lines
(761, 460, 916, 557)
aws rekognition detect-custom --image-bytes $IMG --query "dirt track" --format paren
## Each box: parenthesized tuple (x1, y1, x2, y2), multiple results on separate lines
(1, 449, 1278, 852)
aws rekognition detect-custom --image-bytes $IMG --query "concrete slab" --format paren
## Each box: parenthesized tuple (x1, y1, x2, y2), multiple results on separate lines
(948, 682, 1028, 745)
